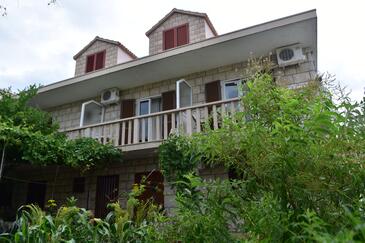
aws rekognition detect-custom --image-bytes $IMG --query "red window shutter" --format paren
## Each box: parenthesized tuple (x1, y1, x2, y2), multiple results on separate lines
(95, 51, 105, 70)
(86, 55, 95, 73)
(205, 80, 222, 102)
(177, 24, 188, 46)
(162, 91, 176, 111)
(120, 99, 135, 145)
(164, 29, 175, 50)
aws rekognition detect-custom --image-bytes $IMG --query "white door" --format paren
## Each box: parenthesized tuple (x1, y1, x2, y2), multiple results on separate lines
(138, 98, 161, 141)
(176, 80, 192, 133)
(176, 79, 192, 108)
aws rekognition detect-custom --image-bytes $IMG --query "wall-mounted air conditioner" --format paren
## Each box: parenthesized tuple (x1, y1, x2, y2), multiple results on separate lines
(101, 88, 120, 105)
(276, 45, 306, 67)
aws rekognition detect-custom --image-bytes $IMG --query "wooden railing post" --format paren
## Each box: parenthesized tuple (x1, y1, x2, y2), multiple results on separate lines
(148, 117, 153, 142)
(163, 114, 168, 139)
(133, 118, 139, 144)
(195, 108, 201, 133)
(186, 109, 192, 135)
(212, 105, 218, 130)
(156, 115, 161, 140)
(61, 98, 241, 147)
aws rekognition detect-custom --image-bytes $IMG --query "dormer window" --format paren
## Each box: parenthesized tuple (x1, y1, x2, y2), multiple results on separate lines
(85, 50, 106, 73)
(163, 24, 189, 50)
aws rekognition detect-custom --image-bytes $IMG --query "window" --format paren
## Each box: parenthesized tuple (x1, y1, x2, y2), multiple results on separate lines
(73, 177, 85, 193)
(176, 79, 192, 108)
(86, 50, 106, 73)
(80, 100, 104, 127)
(137, 97, 162, 141)
(221, 79, 248, 100)
(222, 80, 239, 99)
(137, 97, 162, 116)
(163, 24, 189, 50)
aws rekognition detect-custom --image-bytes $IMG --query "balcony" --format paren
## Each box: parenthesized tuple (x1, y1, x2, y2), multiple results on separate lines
(62, 98, 240, 152)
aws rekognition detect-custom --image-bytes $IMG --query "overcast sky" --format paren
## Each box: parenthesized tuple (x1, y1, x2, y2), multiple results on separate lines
(0, 0, 364, 101)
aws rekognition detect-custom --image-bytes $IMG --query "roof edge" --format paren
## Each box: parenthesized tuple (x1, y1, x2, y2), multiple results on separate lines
(39, 9, 316, 94)
(145, 8, 218, 36)
(73, 36, 137, 60)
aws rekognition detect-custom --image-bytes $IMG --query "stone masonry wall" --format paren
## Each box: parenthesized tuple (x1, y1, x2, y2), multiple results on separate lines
(74, 41, 120, 77)
(51, 48, 316, 131)
(8, 159, 230, 216)
(8, 158, 180, 213)
(15, 48, 318, 215)
(148, 13, 207, 55)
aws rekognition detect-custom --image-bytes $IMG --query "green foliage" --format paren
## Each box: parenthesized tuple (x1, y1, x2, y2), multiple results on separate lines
(162, 174, 243, 243)
(159, 134, 200, 186)
(158, 72, 365, 241)
(0, 187, 166, 243)
(0, 86, 122, 169)
(63, 138, 122, 170)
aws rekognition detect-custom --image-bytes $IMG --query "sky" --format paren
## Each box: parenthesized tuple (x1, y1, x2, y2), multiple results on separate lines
(0, 0, 364, 101)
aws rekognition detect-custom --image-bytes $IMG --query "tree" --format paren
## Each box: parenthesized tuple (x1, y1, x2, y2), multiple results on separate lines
(0, 1, 57, 17)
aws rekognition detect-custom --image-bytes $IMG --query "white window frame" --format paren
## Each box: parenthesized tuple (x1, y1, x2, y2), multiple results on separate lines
(136, 96, 162, 116)
(176, 79, 192, 108)
(80, 100, 104, 127)
(221, 78, 243, 100)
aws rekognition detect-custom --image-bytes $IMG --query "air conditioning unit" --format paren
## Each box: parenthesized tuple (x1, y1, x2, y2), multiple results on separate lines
(101, 88, 120, 105)
(276, 45, 306, 67)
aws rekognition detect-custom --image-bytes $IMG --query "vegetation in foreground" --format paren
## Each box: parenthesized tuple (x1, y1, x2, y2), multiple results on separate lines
(1, 71, 365, 242)
(0, 86, 122, 171)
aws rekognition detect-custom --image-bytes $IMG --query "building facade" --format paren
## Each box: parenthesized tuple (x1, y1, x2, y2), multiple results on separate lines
(1, 9, 317, 219)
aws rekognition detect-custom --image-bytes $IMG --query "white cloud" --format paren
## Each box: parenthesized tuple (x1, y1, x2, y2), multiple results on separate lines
(0, 0, 364, 101)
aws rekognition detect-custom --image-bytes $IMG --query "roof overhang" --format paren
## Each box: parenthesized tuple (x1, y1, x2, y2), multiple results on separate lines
(32, 9, 317, 109)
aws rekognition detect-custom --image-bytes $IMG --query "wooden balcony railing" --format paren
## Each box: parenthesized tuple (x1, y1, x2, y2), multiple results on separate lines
(62, 98, 241, 151)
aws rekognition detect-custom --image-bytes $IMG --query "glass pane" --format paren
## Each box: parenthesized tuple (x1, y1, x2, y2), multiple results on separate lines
(225, 82, 239, 99)
(139, 100, 149, 115)
(178, 81, 192, 108)
(151, 98, 161, 113)
(83, 102, 102, 126)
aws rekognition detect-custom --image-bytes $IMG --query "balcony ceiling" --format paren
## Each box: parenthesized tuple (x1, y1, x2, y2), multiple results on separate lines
(31, 10, 317, 109)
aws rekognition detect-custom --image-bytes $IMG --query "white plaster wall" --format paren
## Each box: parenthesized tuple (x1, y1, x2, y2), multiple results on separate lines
(117, 48, 134, 64)
(205, 20, 215, 39)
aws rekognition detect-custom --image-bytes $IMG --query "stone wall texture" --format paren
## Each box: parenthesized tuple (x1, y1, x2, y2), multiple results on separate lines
(148, 13, 208, 55)
(9, 159, 230, 215)
(51, 49, 316, 131)
(74, 41, 120, 77)
(19, 48, 318, 213)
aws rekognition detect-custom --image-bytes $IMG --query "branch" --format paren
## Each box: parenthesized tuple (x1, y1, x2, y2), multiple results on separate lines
(0, 5, 7, 17)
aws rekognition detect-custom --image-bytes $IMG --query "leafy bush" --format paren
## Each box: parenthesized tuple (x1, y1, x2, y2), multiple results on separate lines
(158, 72, 365, 241)
(0, 86, 122, 170)
(159, 134, 200, 187)
(162, 174, 243, 243)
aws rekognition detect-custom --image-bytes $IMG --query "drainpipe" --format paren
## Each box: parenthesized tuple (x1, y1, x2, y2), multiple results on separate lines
(0, 141, 6, 181)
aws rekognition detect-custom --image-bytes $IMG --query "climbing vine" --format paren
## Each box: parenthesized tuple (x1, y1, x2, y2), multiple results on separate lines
(158, 134, 200, 186)
(0, 86, 122, 171)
